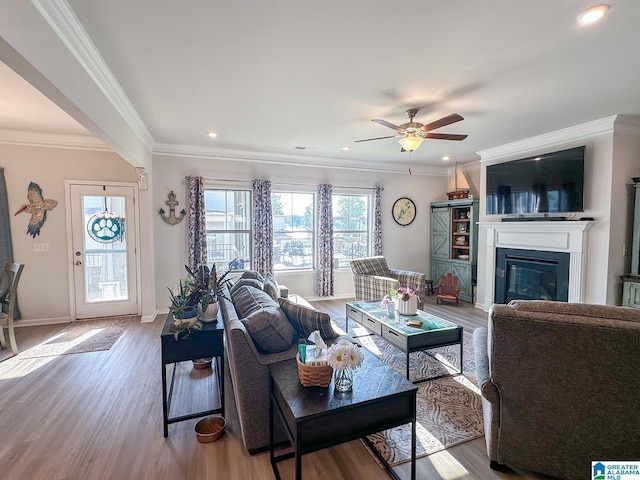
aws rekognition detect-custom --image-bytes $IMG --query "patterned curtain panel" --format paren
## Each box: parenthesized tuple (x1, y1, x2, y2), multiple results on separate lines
(187, 176, 207, 271)
(316, 183, 334, 296)
(373, 186, 384, 256)
(0, 168, 20, 318)
(252, 179, 273, 276)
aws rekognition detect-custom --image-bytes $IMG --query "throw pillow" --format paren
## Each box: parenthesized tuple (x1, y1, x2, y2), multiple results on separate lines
(278, 297, 339, 341)
(241, 270, 264, 282)
(241, 306, 296, 354)
(262, 272, 280, 300)
(229, 278, 264, 297)
(231, 285, 278, 318)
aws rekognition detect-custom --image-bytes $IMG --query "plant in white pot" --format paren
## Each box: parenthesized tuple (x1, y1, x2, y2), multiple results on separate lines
(185, 264, 232, 323)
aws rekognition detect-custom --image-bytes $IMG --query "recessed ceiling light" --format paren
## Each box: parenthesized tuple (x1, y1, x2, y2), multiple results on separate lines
(535, 157, 542, 161)
(206, 131, 218, 138)
(577, 4, 609, 24)
(442, 156, 450, 161)
(342, 145, 351, 151)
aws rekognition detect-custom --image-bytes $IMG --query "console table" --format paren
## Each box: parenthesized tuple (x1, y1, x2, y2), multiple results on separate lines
(160, 313, 224, 437)
(269, 348, 417, 480)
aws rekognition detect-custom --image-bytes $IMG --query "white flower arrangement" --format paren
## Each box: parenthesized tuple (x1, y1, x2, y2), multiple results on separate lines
(327, 339, 364, 370)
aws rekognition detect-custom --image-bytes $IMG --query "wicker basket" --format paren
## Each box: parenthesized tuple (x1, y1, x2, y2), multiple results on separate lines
(296, 353, 333, 387)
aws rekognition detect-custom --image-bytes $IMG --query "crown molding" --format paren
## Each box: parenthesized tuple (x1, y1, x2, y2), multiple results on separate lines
(613, 115, 640, 136)
(477, 115, 619, 162)
(0, 129, 110, 150)
(153, 143, 448, 176)
(31, 0, 155, 150)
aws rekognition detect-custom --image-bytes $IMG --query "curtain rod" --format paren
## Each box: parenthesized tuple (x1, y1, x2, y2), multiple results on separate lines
(185, 176, 381, 191)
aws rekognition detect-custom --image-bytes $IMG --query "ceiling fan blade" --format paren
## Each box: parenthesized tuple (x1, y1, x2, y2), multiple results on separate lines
(421, 113, 464, 132)
(372, 119, 401, 131)
(425, 132, 468, 141)
(354, 135, 397, 143)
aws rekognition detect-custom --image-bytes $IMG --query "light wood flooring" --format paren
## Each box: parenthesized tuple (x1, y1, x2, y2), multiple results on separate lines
(0, 297, 552, 480)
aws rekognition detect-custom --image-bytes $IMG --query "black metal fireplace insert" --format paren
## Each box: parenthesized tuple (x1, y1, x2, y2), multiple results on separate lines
(495, 248, 570, 303)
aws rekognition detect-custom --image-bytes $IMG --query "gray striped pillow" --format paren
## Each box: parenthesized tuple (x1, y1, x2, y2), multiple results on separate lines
(231, 285, 277, 318)
(241, 306, 296, 354)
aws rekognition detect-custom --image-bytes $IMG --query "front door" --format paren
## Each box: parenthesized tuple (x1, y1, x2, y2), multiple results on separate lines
(69, 184, 138, 318)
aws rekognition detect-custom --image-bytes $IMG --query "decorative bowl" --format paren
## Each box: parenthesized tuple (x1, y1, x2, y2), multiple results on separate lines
(194, 416, 225, 443)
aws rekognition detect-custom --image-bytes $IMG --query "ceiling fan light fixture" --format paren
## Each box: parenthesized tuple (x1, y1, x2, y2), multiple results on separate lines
(398, 135, 424, 152)
(577, 4, 609, 24)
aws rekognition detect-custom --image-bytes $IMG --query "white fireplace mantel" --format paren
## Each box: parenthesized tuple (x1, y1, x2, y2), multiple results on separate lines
(480, 221, 595, 309)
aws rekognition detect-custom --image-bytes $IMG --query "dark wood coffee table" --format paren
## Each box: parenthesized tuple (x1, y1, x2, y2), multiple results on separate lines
(346, 300, 463, 382)
(269, 348, 417, 480)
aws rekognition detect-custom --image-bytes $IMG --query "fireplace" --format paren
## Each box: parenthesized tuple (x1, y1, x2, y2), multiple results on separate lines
(495, 248, 570, 303)
(479, 221, 594, 309)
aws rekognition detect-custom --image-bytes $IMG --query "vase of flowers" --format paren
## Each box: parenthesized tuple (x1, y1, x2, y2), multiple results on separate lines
(327, 339, 365, 392)
(396, 287, 420, 316)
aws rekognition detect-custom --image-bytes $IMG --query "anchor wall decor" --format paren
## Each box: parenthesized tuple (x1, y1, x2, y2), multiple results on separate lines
(159, 191, 186, 225)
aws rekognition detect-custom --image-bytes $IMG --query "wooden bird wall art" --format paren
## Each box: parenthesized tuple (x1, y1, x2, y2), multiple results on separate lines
(14, 181, 58, 238)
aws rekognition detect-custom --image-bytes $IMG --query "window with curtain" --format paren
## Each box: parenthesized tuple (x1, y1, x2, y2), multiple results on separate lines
(204, 189, 252, 271)
(332, 194, 371, 268)
(272, 191, 314, 270)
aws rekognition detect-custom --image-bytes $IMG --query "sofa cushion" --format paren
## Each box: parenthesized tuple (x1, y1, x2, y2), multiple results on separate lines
(241, 270, 264, 282)
(230, 278, 264, 297)
(278, 297, 339, 341)
(241, 306, 296, 354)
(232, 285, 278, 318)
(262, 272, 280, 300)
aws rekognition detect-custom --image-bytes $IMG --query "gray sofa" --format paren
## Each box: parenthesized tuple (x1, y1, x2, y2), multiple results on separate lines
(220, 281, 344, 453)
(474, 300, 640, 479)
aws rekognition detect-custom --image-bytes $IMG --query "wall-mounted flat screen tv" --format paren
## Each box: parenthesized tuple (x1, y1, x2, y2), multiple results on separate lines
(486, 145, 585, 215)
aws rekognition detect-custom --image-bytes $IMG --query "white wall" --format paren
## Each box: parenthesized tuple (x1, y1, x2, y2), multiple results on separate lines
(476, 115, 640, 308)
(1, 144, 138, 321)
(152, 154, 454, 307)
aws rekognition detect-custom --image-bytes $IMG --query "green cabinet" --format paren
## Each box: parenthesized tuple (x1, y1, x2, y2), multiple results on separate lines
(430, 199, 478, 303)
(622, 178, 640, 308)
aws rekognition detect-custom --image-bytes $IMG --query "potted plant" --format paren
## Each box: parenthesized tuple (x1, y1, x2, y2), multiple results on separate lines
(168, 279, 201, 340)
(184, 264, 232, 323)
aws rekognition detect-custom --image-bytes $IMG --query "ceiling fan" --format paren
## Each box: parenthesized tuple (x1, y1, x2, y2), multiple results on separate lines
(355, 109, 468, 152)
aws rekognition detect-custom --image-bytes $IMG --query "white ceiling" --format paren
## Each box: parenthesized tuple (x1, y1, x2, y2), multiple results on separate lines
(2, 1, 640, 168)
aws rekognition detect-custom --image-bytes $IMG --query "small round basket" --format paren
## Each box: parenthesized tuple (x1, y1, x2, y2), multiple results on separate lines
(296, 354, 333, 387)
(192, 358, 212, 370)
(194, 416, 225, 443)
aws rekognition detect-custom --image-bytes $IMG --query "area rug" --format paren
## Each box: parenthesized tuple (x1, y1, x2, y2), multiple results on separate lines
(20, 316, 138, 359)
(332, 317, 484, 466)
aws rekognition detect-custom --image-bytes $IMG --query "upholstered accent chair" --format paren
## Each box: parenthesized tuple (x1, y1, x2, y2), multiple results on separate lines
(350, 256, 426, 308)
(474, 300, 640, 479)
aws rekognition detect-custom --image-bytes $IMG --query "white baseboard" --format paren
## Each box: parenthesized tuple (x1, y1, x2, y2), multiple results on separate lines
(141, 314, 156, 323)
(304, 293, 355, 302)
